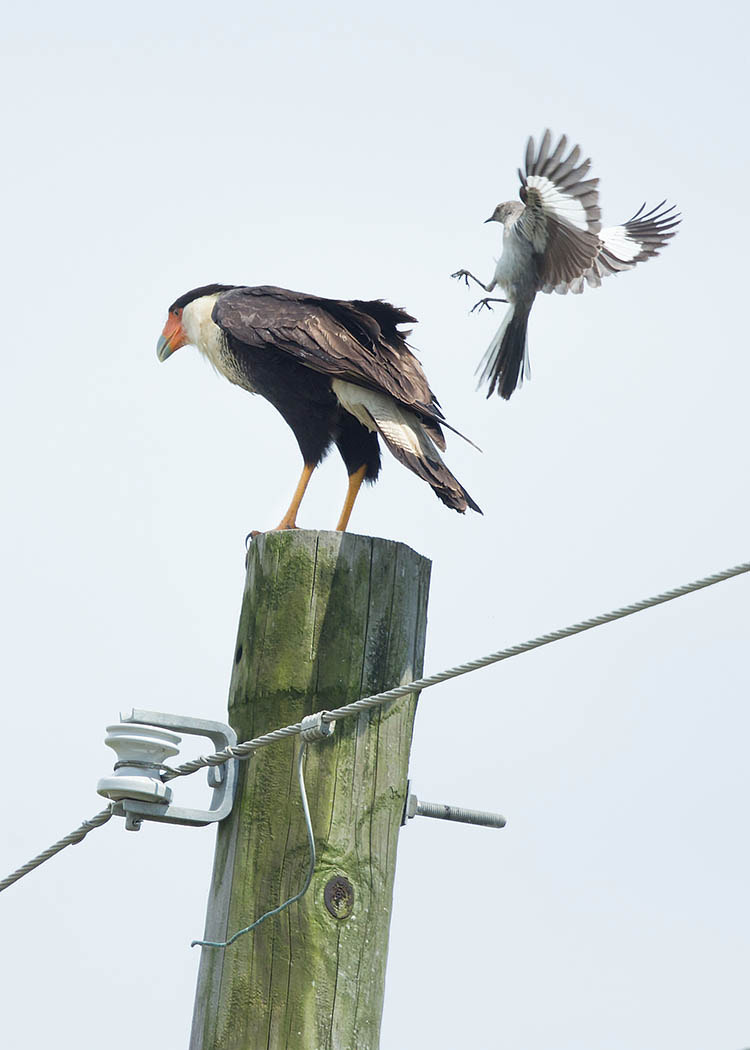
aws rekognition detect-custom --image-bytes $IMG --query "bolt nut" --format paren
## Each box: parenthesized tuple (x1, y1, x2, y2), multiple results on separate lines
(323, 876, 354, 920)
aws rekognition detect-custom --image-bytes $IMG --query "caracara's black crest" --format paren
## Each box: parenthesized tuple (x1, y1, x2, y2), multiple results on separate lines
(169, 284, 237, 312)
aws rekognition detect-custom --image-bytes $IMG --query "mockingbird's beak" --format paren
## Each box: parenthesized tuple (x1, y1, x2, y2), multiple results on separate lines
(484, 216, 497, 224)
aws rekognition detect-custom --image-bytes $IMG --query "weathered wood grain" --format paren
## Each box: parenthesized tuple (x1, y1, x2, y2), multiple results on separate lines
(190, 530, 431, 1050)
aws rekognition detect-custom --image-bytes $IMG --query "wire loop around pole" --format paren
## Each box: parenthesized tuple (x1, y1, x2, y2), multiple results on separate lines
(190, 739, 316, 949)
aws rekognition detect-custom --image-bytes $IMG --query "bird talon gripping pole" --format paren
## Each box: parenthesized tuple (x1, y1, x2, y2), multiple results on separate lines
(97, 709, 238, 831)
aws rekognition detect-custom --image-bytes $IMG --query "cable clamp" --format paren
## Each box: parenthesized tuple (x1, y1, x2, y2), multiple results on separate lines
(300, 712, 336, 742)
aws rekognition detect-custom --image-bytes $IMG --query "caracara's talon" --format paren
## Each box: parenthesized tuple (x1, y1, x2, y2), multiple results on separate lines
(245, 523, 298, 547)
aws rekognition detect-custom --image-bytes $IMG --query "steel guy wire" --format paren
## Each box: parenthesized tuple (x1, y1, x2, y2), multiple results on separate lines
(163, 558, 750, 781)
(191, 738, 316, 949)
(0, 806, 115, 893)
(2, 557, 749, 895)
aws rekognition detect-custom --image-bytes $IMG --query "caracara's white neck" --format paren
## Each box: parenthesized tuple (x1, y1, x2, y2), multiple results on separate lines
(181, 294, 255, 391)
(182, 295, 224, 367)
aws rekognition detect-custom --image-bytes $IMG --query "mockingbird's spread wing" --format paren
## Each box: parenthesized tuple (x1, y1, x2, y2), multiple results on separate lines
(517, 130, 602, 288)
(542, 201, 682, 294)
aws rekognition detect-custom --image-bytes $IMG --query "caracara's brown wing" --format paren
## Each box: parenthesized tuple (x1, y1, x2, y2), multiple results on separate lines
(212, 285, 454, 445)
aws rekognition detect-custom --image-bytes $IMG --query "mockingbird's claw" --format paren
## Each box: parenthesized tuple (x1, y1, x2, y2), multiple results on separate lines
(471, 297, 508, 314)
(451, 269, 471, 287)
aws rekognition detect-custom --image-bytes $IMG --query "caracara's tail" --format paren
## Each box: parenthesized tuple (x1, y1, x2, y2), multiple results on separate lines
(332, 381, 481, 513)
(476, 300, 533, 399)
(377, 415, 482, 513)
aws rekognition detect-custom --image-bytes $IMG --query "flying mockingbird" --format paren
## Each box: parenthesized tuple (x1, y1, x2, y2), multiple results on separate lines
(452, 129, 680, 399)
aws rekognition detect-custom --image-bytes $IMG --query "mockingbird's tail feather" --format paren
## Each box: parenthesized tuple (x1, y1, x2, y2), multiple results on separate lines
(476, 302, 532, 400)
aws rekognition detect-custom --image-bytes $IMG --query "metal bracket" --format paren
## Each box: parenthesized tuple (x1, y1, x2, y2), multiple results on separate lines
(100, 709, 238, 831)
(401, 780, 506, 830)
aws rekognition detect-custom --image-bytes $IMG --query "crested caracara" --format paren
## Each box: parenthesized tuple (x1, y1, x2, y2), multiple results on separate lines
(157, 284, 481, 531)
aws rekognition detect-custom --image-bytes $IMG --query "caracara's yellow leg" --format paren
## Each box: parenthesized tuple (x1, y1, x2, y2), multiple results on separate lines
(274, 462, 316, 530)
(335, 465, 368, 532)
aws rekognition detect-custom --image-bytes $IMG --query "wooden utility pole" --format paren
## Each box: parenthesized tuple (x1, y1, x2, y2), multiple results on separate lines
(190, 529, 431, 1050)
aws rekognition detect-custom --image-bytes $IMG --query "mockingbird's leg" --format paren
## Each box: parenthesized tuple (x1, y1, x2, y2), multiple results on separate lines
(471, 297, 508, 313)
(451, 269, 492, 291)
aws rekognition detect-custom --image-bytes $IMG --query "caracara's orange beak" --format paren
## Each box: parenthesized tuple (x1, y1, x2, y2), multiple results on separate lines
(156, 310, 188, 362)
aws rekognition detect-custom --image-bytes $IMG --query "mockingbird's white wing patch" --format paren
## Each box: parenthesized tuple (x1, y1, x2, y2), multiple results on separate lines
(541, 201, 681, 295)
(524, 175, 591, 233)
(599, 225, 643, 263)
(516, 130, 602, 287)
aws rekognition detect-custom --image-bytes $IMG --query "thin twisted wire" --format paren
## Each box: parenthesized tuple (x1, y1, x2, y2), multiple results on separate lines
(191, 739, 315, 950)
(0, 806, 114, 893)
(323, 559, 750, 721)
(163, 724, 303, 780)
(163, 559, 750, 778)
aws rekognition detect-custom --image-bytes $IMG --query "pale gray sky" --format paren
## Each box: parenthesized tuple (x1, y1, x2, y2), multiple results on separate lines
(2, 2, 749, 1047)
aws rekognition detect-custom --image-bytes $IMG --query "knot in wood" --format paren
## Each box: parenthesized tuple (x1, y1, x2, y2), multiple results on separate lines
(323, 875, 354, 920)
